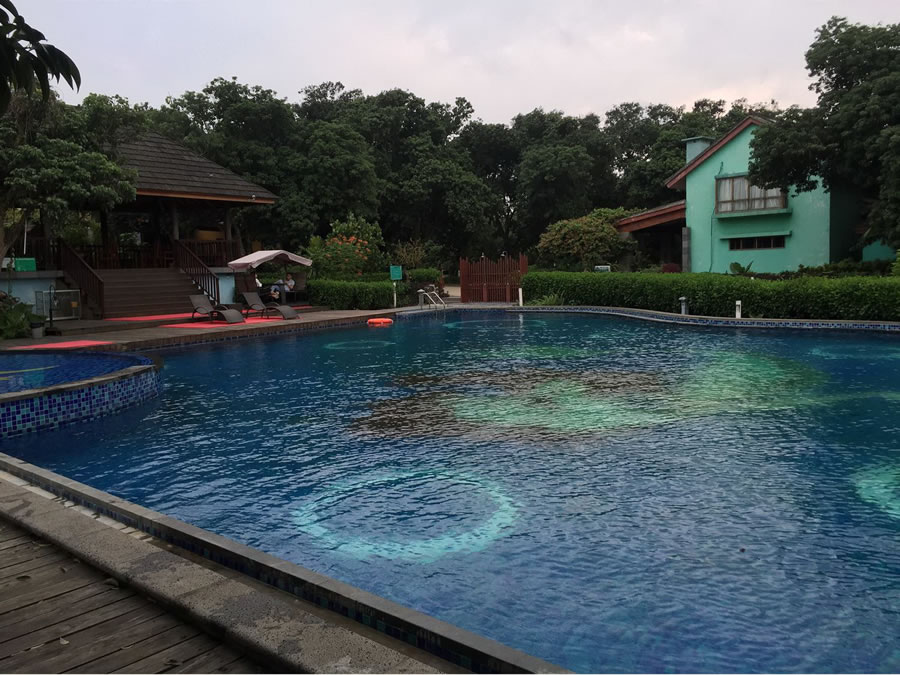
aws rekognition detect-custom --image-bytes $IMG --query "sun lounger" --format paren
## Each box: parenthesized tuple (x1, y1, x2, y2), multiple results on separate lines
(241, 292, 298, 320)
(190, 295, 245, 324)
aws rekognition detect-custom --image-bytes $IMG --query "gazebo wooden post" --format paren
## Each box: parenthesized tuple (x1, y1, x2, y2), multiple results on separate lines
(224, 208, 233, 265)
(99, 211, 110, 248)
(169, 201, 180, 241)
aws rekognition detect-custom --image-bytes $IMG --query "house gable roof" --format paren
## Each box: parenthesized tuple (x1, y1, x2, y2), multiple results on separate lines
(116, 131, 278, 204)
(615, 200, 686, 232)
(664, 116, 772, 191)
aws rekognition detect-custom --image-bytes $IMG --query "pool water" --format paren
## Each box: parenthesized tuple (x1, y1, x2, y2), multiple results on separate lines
(0, 352, 149, 394)
(6, 311, 900, 673)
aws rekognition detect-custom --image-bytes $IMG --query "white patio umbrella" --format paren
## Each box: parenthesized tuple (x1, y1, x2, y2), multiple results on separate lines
(228, 250, 312, 301)
(226, 250, 312, 271)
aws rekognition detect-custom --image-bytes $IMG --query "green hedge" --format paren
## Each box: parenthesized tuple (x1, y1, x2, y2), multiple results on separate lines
(307, 279, 410, 310)
(523, 271, 900, 321)
(406, 267, 441, 286)
(315, 268, 441, 285)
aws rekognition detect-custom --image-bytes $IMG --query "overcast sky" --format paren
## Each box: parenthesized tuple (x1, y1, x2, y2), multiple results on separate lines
(27, 0, 899, 123)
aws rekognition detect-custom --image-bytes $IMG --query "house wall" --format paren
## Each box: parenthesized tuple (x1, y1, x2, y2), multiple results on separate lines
(686, 126, 832, 274)
(211, 268, 237, 304)
(2, 271, 66, 308)
(862, 240, 896, 262)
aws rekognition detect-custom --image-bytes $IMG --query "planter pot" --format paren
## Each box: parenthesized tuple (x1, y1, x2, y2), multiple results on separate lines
(31, 326, 45, 339)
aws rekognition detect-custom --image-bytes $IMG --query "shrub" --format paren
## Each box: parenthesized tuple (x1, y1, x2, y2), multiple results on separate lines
(0, 296, 42, 339)
(893, 254, 900, 277)
(406, 267, 441, 287)
(307, 280, 408, 310)
(527, 293, 567, 306)
(536, 208, 636, 271)
(522, 271, 900, 321)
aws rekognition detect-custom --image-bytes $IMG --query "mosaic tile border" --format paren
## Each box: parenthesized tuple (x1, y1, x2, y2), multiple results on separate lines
(0, 453, 566, 674)
(396, 305, 900, 333)
(0, 362, 160, 438)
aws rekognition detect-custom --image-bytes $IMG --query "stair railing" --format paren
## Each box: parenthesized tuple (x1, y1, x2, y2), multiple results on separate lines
(59, 238, 105, 318)
(174, 240, 221, 304)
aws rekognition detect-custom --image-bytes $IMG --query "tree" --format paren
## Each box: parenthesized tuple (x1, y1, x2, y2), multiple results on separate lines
(605, 98, 779, 208)
(0, 0, 80, 113)
(515, 143, 593, 248)
(157, 77, 379, 250)
(750, 17, 900, 245)
(0, 92, 135, 262)
(536, 208, 635, 271)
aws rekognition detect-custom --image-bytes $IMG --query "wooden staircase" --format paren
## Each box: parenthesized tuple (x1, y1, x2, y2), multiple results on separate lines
(96, 268, 201, 318)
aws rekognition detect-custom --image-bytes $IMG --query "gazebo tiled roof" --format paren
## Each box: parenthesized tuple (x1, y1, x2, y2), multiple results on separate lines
(117, 131, 277, 204)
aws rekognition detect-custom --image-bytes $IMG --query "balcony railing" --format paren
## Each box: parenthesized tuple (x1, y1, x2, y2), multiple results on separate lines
(59, 239, 105, 318)
(174, 241, 221, 304)
(180, 240, 241, 267)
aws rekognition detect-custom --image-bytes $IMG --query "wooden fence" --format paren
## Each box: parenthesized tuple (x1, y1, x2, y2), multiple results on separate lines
(459, 254, 528, 303)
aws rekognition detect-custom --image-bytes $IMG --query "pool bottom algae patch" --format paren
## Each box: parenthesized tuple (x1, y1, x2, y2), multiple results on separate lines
(855, 466, 900, 520)
(324, 340, 395, 351)
(354, 351, 898, 440)
(293, 471, 518, 562)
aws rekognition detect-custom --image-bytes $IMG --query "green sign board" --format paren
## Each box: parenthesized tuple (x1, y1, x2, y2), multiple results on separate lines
(390, 265, 403, 281)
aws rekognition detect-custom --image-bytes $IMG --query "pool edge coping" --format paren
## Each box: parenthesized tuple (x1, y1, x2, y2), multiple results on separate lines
(0, 451, 570, 675)
(398, 306, 900, 332)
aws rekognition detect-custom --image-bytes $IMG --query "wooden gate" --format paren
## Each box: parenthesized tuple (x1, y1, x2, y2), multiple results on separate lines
(459, 254, 528, 303)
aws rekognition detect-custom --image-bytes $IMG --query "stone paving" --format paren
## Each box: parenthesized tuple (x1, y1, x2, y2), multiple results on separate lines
(0, 309, 408, 352)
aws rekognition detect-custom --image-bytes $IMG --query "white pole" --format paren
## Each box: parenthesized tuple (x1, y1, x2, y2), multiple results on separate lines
(393, 281, 397, 308)
(518, 287, 523, 307)
(735, 300, 742, 318)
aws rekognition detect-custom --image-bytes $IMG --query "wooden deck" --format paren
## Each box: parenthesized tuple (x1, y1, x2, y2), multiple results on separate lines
(0, 520, 264, 674)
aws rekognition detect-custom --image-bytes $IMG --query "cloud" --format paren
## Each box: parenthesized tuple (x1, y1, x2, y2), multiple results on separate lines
(24, 0, 898, 123)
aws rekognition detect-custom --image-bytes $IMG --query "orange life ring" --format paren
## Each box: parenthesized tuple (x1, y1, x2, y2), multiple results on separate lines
(367, 318, 394, 327)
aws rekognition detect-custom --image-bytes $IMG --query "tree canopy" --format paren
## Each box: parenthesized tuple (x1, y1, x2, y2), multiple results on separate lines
(0, 92, 135, 262)
(750, 17, 900, 246)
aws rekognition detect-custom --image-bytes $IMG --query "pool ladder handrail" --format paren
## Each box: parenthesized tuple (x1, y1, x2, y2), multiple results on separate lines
(418, 285, 447, 310)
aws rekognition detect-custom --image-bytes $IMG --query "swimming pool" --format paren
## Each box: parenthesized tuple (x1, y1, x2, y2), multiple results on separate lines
(6, 310, 900, 672)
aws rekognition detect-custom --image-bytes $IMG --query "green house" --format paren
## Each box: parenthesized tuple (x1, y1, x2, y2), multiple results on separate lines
(617, 116, 895, 273)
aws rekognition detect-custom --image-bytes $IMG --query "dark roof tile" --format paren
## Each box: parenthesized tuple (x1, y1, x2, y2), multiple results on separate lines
(116, 131, 278, 203)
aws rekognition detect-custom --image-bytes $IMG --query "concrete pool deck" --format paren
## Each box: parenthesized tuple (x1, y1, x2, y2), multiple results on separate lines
(0, 309, 422, 352)
(0, 470, 453, 674)
(3, 303, 899, 355)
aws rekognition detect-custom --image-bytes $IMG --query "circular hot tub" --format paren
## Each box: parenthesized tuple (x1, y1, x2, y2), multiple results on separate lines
(0, 351, 159, 438)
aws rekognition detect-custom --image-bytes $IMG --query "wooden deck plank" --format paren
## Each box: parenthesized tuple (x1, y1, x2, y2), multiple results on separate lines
(0, 539, 57, 561)
(216, 656, 265, 674)
(0, 573, 98, 615)
(0, 584, 135, 644)
(0, 605, 170, 673)
(0, 530, 30, 545)
(75, 624, 203, 674)
(169, 644, 248, 674)
(0, 595, 150, 659)
(0, 560, 94, 601)
(0, 551, 69, 582)
(110, 634, 220, 674)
